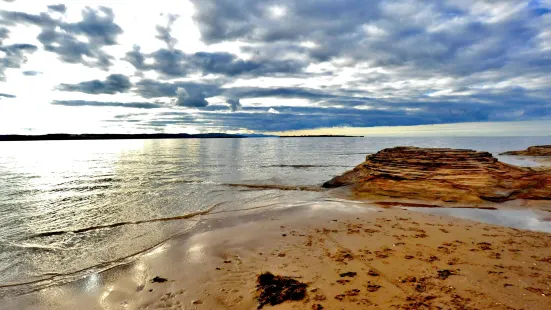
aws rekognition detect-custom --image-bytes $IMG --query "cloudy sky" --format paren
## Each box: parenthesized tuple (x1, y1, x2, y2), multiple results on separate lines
(0, 0, 550, 135)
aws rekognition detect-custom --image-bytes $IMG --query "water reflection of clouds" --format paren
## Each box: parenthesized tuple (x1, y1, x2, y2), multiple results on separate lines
(406, 208, 551, 233)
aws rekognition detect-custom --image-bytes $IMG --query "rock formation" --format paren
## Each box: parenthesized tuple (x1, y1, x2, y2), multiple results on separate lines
(500, 145, 551, 156)
(323, 147, 551, 203)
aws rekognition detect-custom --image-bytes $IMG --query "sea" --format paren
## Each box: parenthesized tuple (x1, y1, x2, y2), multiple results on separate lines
(1, 136, 551, 297)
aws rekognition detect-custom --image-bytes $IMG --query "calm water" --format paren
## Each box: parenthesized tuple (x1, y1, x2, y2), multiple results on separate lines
(404, 207, 551, 233)
(1, 136, 551, 295)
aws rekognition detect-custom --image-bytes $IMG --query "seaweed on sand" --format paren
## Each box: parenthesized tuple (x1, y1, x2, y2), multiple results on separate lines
(256, 272, 308, 309)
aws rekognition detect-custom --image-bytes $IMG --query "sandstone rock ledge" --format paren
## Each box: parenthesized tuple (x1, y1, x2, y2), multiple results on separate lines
(323, 146, 551, 203)
(500, 145, 551, 156)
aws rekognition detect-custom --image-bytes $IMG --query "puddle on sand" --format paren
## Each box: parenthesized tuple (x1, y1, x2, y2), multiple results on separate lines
(403, 207, 551, 233)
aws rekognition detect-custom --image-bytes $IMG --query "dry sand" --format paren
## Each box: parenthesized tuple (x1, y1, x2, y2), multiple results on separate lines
(6, 201, 550, 310)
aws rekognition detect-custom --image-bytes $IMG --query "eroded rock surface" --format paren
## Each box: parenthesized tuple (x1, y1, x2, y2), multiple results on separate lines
(500, 145, 551, 156)
(323, 147, 551, 203)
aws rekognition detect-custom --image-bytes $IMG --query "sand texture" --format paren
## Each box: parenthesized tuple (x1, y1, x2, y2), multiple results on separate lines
(7, 203, 549, 310)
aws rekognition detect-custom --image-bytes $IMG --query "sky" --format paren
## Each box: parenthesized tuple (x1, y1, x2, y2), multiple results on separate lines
(0, 0, 550, 135)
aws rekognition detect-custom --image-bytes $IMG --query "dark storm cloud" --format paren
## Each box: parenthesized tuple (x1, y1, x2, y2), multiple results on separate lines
(1, 7, 123, 71)
(52, 100, 162, 109)
(47, 4, 67, 14)
(124, 47, 306, 78)
(0, 43, 38, 81)
(0, 93, 16, 98)
(57, 74, 132, 94)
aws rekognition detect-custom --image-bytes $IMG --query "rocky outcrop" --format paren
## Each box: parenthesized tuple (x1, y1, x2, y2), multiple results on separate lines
(500, 145, 551, 156)
(323, 147, 551, 203)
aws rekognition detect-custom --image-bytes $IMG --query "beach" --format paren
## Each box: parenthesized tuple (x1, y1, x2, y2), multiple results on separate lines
(4, 200, 550, 309)
(3, 0, 551, 307)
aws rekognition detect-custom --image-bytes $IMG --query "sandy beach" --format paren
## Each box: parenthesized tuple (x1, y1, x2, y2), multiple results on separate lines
(5, 200, 550, 310)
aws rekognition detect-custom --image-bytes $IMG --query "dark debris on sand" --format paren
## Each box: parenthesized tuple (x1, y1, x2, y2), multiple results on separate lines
(256, 272, 308, 309)
(339, 271, 357, 277)
(151, 276, 167, 283)
(437, 269, 457, 280)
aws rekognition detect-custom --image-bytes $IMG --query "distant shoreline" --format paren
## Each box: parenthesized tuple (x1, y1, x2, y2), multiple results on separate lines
(0, 133, 362, 141)
(278, 135, 364, 138)
(0, 133, 245, 141)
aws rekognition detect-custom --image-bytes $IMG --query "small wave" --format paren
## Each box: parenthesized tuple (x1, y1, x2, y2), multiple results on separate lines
(225, 183, 324, 192)
(26, 203, 222, 239)
(4, 242, 69, 251)
(165, 179, 220, 185)
(0, 225, 195, 292)
(50, 184, 114, 193)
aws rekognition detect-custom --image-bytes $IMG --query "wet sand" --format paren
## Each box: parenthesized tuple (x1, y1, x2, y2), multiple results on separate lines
(4, 201, 550, 309)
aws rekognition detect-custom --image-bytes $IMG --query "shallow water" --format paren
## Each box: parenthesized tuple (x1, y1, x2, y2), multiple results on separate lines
(404, 207, 551, 233)
(1, 136, 551, 294)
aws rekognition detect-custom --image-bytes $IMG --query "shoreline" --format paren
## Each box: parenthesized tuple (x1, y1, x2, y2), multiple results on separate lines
(0, 134, 365, 142)
(4, 200, 550, 309)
